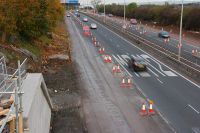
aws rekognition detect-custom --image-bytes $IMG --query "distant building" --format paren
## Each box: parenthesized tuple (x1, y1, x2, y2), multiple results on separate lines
(60, 0, 80, 5)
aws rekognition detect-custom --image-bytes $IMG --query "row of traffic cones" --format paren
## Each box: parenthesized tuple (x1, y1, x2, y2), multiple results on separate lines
(140, 100, 155, 116)
(90, 32, 132, 89)
(192, 49, 198, 56)
(103, 55, 112, 63)
(112, 65, 121, 73)
(164, 38, 170, 43)
(120, 76, 132, 88)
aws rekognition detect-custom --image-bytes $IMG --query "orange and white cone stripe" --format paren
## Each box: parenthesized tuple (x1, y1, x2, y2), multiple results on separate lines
(140, 103, 148, 116)
(148, 100, 155, 115)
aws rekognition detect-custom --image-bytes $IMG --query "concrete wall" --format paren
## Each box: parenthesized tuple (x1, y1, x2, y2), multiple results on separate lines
(22, 73, 53, 133)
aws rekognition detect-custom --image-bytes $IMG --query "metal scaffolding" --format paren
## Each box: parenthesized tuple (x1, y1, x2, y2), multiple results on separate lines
(0, 56, 27, 133)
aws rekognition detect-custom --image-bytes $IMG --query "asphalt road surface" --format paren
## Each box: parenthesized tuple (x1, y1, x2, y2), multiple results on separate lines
(102, 15, 200, 65)
(66, 14, 173, 133)
(77, 13, 200, 133)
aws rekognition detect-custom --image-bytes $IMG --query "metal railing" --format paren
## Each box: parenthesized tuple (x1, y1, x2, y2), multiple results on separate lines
(0, 56, 27, 133)
(84, 12, 200, 75)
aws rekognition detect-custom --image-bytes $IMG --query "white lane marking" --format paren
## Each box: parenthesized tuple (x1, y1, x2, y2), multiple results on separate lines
(157, 78, 163, 84)
(147, 62, 166, 76)
(121, 54, 130, 62)
(134, 72, 140, 77)
(184, 50, 192, 54)
(140, 54, 150, 62)
(188, 104, 200, 114)
(116, 55, 128, 66)
(88, 15, 200, 89)
(131, 55, 137, 58)
(148, 68, 159, 77)
(112, 55, 132, 77)
(142, 54, 177, 77)
(139, 72, 151, 77)
(192, 127, 200, 133)
(164, 71, 177, 77)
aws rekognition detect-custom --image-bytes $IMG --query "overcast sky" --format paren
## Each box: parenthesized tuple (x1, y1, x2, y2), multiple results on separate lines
(79, 0, 200, 5)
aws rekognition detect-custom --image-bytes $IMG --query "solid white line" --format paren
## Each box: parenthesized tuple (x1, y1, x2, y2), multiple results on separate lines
(88, 17, 200, 88)
(112, 55, 133, 77)
(147, 62, 166, 76)
(188, 104, 200, 114)
(184, 50, 191, 54)
(157, 78, 163, 84)
(148, 68, 159, 77)
(134, 72, 140, 77)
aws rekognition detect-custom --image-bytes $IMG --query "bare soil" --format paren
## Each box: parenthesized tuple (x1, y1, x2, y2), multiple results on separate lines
(0, 21, 87, 133)
(43, 60, 86, 133)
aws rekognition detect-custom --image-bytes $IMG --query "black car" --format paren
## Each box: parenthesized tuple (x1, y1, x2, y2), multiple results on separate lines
(128, 57, 147, 72)
(158, 31, 170, 38)
(76, 14, 80, 17)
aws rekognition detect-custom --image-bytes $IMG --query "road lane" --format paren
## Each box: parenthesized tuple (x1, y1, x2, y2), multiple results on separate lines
(69, 14, 173, 133)
(78, 14, 200, 133)
(102, 15, 200, 65)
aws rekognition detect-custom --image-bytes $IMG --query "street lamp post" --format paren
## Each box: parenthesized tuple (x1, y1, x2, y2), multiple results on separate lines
(123, 0, 126, 27)
(104, 0, 105, 22)
(178, 0, 184, 61)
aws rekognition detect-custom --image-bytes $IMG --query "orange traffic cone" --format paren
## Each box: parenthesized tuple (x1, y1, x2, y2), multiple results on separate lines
(116, 65, 121, 73)
(104, 55, 108, 63)
(120, 77, 126, 87)
(94, 41, 97, 46)
(148, 100, 155, 115)
(107, 55, 112, 63)
(192, 50, 195, 55)
(99, 47, 105, 54)
(126, 77, 132, 88)
(102, 47, 105, 53)
(140, 103, 148, 116)
(112, 65, 117, 73)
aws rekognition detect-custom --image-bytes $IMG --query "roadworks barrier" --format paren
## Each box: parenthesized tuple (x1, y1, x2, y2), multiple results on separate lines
(120, 76, 133, 88)
(103, 55, 112, 63)
(99, 47, 105, 54)
(140, 102, 148, 116)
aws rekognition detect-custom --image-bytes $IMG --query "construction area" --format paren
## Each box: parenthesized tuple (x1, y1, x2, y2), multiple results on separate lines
(0, 56, 54, 133)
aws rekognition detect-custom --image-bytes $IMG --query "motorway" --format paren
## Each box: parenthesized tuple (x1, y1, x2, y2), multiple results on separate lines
(67, 14, 173, 133)
(75, 13, 200, 133)
(102, 15, 200, 65)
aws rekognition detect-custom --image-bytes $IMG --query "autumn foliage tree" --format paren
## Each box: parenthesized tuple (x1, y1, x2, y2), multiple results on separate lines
(0, 0, 64, 42)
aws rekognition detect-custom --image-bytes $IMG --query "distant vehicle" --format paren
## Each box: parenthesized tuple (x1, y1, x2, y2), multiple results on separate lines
(66, 14, 70, 17)
(128, 57, 147, 72)
(108, 14, 113, 17)
(158, 31, 170, 38)
(130, 18, 137, 25)
(90, 23, 97, 29)
(76, 14, 80, 17)
(83, 26, 91, 36)
(83, 17, 88, 22)
(99, 13, 105, 16)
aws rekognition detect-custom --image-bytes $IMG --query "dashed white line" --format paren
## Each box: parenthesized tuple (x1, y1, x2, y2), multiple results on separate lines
(87, 14, 200, 89)
(188, 104, 200, 114)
